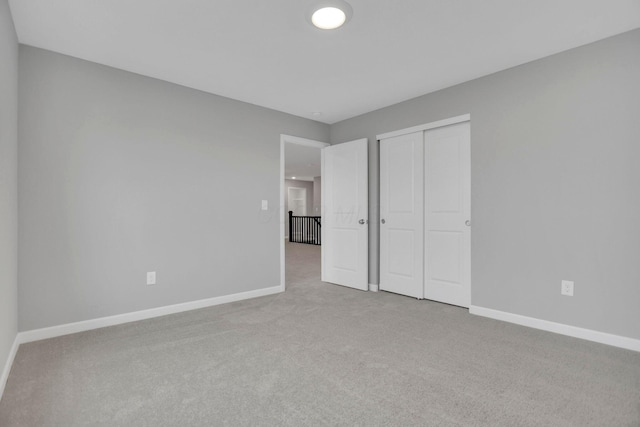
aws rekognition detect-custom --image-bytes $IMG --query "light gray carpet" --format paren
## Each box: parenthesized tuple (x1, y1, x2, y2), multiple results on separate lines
(1, 242, 639, 426)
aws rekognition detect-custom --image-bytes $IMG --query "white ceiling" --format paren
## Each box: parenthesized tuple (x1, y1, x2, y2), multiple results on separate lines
(8, 0, 640, 124)
(284, 143, 321, 181)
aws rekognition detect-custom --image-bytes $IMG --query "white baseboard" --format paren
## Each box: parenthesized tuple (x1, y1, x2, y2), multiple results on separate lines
(18, 285, 284, 345)
(469, 305, 640, 352)
(368, 283, 379, 292)
(0, 335, 20, 402)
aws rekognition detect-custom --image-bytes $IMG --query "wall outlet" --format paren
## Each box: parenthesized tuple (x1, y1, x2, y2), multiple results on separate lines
(147, 271, 156, 286)
(261, 200, 268, 210)
(561, 280, 574, 296)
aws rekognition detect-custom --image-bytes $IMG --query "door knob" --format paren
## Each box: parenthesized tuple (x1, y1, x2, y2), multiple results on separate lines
(381, 219, 386, 224)
(359, 219, 367, 225)
(465, 220, 471, 226)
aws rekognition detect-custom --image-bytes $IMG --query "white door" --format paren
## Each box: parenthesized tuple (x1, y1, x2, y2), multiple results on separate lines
(424, 122, 471, 307)
(379, 132, 424, 298)
(321, 139, 368, 291)
(288, 187, 307, 216)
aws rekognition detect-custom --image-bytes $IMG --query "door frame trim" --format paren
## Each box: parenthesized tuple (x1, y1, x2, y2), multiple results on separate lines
(376, 114, 470, 140)
(280, 135, 330, 290)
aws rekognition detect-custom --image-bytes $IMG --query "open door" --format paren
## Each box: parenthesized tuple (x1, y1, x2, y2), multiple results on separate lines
(321, 139, 368, 291)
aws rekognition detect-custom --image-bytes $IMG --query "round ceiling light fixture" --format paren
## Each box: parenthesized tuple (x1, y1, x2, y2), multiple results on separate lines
(307, 1, 353, 30)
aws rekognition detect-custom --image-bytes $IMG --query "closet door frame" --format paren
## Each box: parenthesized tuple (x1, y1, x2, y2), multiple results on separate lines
(377, 114, 471, 305)
(377, 115, 470, 141)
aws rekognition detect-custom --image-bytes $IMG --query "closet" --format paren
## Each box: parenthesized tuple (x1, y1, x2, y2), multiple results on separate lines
(379, 116, 471, 307)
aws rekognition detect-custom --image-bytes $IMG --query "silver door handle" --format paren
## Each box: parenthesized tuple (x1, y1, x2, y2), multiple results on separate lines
(359, 219, 367, 225)
(381, 219, 386, 224)
(465, 220, 471, 226)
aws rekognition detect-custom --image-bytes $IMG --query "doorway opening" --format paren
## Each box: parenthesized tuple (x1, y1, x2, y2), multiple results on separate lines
(279, 135, 329, 291)
(288, 187, 307, 217)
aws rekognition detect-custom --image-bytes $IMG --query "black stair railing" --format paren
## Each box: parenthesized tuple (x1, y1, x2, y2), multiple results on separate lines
(288, 211, 321, 245)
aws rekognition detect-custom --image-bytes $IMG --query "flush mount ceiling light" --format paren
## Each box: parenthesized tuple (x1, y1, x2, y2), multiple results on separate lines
(307, 1, 353, 30)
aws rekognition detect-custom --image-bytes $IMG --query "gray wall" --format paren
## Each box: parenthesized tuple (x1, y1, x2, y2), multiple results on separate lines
(313, 177, 321, 215)
(12, 27, 640, 342)
(0, 0, 18, 379)
(284, 179, 314, 236)
(330, 29, 640, 340)
(18, 46, 329, 331)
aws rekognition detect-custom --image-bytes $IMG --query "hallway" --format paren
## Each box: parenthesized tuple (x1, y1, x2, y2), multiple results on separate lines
(285, 241, 321, 290)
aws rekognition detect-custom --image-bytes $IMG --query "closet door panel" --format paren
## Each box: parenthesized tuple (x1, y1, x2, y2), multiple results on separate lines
(424, 122, 471, 307)
(379, 132, 424, 299)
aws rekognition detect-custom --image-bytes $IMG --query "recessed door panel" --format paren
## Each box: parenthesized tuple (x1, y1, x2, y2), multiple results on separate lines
(388, 143, 416, 214)
(428, 135, 461, 213)
(428, 231, 461, 284)
(388, 230, 415, 277)
(332, 229, 358, 272)
(333, 152, 358, 212)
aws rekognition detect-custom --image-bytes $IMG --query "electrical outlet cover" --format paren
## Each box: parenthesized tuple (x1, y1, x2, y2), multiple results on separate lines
(147, 271, 156, 285)
(561, 280, 574, 296)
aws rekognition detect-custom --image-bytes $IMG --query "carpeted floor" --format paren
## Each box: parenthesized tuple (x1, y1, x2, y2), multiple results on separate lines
(1, 242, 639, 426)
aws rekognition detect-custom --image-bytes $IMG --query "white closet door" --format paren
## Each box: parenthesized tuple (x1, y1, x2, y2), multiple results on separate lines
(379, 132, 424, 299)
(424, 122, 471, 307)
(321, 139, 369, 291)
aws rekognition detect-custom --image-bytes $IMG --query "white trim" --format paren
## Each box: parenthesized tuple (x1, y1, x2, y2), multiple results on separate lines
(469, 305, 640, 352)
(0, 335, 20, 401)
(369, 283, 379, 292)
(281, 135, 330, 149)
(18, 286, 283, 344)
(280, 134, 330, 290)
(376, 114, 470, 140)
